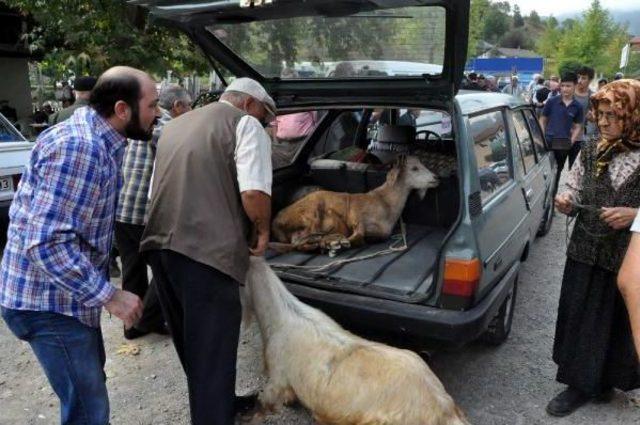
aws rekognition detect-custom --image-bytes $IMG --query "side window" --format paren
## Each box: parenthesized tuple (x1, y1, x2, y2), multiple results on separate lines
(512, 111, 537, 174)
(523, 109, 546, 158)
(469, 111, 512, 203)
(271, 110, 321, 169)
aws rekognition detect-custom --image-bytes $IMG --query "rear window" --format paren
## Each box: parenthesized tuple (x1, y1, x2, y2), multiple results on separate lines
(207, 5, 445, 79)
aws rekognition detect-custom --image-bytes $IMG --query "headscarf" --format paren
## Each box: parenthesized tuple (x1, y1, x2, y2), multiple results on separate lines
(591, 79, 640, 176)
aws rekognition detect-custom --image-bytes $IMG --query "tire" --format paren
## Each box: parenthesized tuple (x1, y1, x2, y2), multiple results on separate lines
(536, 200, 554, 237)
(481, 277, 518, 346)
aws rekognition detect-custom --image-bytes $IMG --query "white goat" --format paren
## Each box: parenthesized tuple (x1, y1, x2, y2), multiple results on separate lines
(242, 257, 470, 425)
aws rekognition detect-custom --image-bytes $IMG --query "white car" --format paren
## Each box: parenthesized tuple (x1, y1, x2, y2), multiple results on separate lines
(0, 112, 33, 249)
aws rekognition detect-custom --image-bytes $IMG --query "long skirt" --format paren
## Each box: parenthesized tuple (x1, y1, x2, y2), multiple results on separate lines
(553, 258, 640, 395)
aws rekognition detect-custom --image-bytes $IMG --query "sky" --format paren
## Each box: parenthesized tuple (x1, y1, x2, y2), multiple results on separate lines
(511, 0, 638, 16)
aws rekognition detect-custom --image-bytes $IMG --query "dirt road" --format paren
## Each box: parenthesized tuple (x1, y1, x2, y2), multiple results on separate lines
(2, 212, 639, 424)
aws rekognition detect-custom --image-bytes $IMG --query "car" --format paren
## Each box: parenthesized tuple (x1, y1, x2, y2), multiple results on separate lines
(137, 0, 556, 346)
(0, 112, 33, 250)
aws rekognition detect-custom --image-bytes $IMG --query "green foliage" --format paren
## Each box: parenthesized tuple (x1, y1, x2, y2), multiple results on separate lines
(528, 10, 542, 27)
(535, 0, 630, 77)
(5, 0, 209, 80)
(512, 5, 525, 28)
(500, 28, 534, 50)
(468, 0, 490, 58)
(558, 59, 584, 77)
(482, 6, 510, 43)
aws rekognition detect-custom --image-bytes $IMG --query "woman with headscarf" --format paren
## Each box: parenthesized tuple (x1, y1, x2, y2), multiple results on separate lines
(548, 79, 640, 417)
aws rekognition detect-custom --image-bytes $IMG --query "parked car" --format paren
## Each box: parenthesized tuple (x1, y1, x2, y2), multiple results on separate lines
(0, 112, 33, 250)
(139, 0, 556, 346)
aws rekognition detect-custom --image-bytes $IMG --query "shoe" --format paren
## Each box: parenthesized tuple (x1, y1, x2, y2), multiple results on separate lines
(546, 387, 590, 417)
(124, 326, 150, 340)
(234, 391, 259, 416)
(593, 388, 615, 403)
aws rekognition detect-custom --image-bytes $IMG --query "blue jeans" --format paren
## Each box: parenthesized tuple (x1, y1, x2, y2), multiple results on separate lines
(1, 307, 109, 424)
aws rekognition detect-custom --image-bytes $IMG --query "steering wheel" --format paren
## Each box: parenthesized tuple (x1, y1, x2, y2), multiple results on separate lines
(416, 129, 442, 143)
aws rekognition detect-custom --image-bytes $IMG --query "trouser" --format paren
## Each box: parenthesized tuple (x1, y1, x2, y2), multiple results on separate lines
(114, 222, 164, 332)
(145, 249, 242, 425)
(552, 141, 582, 197)
(1, 308, 109, 425)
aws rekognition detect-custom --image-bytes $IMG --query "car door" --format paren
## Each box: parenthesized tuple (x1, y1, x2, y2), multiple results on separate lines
(509, 108, 547, 239)
(468, 109, 529, 298)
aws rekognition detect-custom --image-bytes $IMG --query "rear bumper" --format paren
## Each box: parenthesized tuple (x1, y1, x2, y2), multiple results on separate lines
(285, 261, 520, 347)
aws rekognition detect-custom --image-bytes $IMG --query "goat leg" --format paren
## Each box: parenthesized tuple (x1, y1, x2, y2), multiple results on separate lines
(346, 223, 366, 247)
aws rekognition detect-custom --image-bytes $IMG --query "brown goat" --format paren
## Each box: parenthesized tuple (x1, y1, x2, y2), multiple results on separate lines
(271, 155, 439, 252)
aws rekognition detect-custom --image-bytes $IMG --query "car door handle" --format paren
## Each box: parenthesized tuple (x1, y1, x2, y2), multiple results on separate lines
(525, 188, 534, 202)
(543, 172, 548, 180)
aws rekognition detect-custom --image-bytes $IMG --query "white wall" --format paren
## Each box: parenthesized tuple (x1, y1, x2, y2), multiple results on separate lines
(0, 58, 32, 121)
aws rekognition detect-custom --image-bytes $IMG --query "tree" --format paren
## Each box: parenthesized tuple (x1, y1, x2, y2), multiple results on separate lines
(500, 29, 534, 50)
(512, 5, 525, 28)
(528, 10, 542, 27)
(535, 0, 630, 77)
(483, 6, 510, 43)
(7, 1, 209, 81)
(468, 0, 491, 58)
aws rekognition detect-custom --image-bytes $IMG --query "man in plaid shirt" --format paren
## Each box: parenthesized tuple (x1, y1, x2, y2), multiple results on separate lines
(0, 66, 159, 424)
(115, 84, 192, 339)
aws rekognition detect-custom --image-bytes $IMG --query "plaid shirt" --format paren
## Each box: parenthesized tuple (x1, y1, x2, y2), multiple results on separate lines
(0, 107, 126, 327)
(116, 107, 171, 225)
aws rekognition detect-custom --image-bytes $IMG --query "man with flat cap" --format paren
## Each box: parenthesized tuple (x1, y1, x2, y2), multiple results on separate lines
(1, 66, 160, 424)
(49, 75, 97, 125)
(141, 77, 276, 424)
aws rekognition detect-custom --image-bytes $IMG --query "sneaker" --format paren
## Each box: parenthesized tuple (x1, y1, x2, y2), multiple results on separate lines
(235, 391, 259, 417)
(546, 387, 590, 417)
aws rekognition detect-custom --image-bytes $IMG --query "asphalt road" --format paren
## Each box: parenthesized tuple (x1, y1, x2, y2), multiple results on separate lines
(2, 209, 640, 424)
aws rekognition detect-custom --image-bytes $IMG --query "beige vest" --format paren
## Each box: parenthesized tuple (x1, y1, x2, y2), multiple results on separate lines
(140, 102, 250, 283)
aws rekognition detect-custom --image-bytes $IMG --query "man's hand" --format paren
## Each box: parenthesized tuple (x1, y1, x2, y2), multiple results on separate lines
(104, 289, 143, 329)
(555, 192, 575, 215)
(600, 207, 638, 230)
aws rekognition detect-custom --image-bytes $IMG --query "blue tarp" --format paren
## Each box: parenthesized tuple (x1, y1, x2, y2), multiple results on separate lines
(466, 57, 544, 86)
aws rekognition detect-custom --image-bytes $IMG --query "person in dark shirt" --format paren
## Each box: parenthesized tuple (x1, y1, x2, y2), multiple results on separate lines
(463, 72, 483, 91)
(540, 72, 583, 195)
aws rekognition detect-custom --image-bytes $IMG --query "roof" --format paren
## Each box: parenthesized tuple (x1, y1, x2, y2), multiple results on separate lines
(489, 47, 539, 58)
(631, 36, 640, 45)
(456, 91, 527, 115)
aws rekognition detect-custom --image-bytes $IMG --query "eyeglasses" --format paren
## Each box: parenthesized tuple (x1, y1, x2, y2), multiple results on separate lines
(598, 111, 618, 123)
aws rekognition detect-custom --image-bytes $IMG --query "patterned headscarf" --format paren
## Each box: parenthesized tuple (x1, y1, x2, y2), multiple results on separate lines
(591, 79, 640, 176)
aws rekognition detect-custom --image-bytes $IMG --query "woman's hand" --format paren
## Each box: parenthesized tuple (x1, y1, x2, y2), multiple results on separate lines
(555, 192, 575, 215)
(600, 207, 638, 230)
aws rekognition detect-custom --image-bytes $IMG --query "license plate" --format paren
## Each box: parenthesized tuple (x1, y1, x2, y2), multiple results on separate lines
(0, 177, 12, 192)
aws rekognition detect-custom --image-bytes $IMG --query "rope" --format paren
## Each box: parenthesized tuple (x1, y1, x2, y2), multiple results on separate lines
(270, 219, 408, 273)
(564, 202, 614, 246)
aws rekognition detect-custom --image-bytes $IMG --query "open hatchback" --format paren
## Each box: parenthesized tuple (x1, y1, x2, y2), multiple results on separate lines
(127, 1, 537, 348)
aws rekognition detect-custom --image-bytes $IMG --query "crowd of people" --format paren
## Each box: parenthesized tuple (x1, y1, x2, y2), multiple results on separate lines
(0, 62, 640, 425)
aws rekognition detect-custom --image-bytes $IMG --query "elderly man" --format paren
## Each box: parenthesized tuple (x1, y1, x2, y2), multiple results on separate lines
(502, 75, 524, 98)
(0, 66, 159, 424)
(49, 76, 97, 125)
(140, 78, 275, 424)
(115, 84, 192, 339)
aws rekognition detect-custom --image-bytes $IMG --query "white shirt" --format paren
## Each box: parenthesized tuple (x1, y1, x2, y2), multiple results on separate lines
(230, 106, 273, 196)
(632, 210, 640, 233)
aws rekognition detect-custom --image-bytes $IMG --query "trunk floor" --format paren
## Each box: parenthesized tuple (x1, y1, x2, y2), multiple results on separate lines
(266, 224, 446, 299)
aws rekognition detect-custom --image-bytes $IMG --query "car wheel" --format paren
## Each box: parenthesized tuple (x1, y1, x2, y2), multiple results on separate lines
(536, 200, 554, 237)
(481, 277, 517, 346)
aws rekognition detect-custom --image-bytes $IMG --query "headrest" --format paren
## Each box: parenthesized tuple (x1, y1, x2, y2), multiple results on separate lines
(376, 125, 416, 145)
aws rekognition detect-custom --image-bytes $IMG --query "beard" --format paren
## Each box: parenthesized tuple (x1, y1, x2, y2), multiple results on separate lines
(124, 107, 155, 141)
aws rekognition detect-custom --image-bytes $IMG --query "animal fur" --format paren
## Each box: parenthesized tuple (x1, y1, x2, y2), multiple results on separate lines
(270, 155, 439, 253)
(242, 257, 470, 425)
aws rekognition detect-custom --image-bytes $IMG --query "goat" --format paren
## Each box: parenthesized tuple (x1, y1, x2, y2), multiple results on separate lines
(242, 256, 470, 425)
(270, 155, 439, 253)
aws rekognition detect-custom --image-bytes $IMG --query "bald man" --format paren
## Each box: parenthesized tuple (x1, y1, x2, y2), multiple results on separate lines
(0, 66, 160, 424)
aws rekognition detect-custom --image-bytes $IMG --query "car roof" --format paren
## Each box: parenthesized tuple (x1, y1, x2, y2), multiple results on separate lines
(456, 91, 528, 115)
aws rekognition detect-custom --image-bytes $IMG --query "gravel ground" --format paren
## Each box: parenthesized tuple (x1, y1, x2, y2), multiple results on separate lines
(2, 208, 640, 424)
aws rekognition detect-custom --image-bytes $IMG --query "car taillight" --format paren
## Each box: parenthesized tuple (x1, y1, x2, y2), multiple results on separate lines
(443, 258, 481, 297)
(11, 174, 21, 190)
